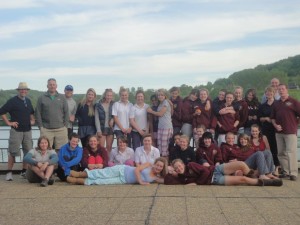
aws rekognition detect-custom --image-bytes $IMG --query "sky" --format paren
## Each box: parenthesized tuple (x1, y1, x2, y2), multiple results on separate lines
(0, 0, 300, 94)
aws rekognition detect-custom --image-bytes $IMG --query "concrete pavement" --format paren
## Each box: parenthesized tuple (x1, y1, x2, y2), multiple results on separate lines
(0, 175, 300, 225)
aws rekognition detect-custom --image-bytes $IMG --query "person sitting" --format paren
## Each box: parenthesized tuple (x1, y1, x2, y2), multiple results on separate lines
(134, 134, 160, 166)
(165, 159, 282, 187)
(109, 136, 135, 167)
(196, 132, 222, 166)
(66, 157, 168, 185)
(81, 135, 108, 170)
(57, 133, 83, 181)
(221, 133, 277, 179)
(23, 136, 58, 187)
(169, 135, 196, 165)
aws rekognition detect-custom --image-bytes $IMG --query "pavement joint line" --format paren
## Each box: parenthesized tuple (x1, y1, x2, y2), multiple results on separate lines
(183, 187, 190, 225)
(246, 196, 268, 224)
(1, 196, 300, 200)
(216, 196, 231, 225)
(145, 183, 160, 225)
(104, 184, 134, 225)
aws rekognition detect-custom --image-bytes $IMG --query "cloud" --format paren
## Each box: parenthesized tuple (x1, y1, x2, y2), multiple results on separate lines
(0, 0, 41, 9)
(0, 0, 300, 93)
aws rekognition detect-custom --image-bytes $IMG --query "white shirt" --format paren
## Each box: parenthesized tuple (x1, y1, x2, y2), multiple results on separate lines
(134, 146, 160, 165)
(112, 101, 133, 130)
(109, 147, 135, 165)
(130, 103, 149, 131)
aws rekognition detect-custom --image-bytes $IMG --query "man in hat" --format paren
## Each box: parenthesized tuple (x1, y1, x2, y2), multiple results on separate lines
(0, 82, 35, 181)
(35, 78, 69, 151)
(64, 85, 77, 138)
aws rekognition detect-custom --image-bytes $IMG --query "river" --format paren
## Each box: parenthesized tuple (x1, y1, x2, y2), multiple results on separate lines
(1, 126, 300, 163)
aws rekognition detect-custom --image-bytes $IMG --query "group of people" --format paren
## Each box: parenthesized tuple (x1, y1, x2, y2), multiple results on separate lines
(0, 77, 299, 187)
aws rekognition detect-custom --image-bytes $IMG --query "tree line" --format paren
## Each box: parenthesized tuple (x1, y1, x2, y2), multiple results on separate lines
(1, 54, 300, 110)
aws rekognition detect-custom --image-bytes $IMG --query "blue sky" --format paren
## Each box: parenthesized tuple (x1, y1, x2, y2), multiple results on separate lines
(0, 0, 300, 94)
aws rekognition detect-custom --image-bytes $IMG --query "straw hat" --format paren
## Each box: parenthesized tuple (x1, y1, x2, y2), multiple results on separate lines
(16, 82, 30, 90)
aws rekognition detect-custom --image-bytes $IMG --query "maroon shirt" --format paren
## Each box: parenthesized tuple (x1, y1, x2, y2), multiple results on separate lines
(170, 96, 183, 128)
(192, 99, 217, 129)
(180, 97, 199, 124)
(164, 162, 215, 185)
(217, 103, 240, 134)
(196, 143, 223, 165)
(220, 143, 256, 162)
(81, 145, 108, 169)
(235, 99, 248, 128)
(271, 96, 300, 134)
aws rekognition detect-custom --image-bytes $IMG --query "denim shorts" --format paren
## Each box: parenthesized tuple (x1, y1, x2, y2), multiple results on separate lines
(211, 164, 225, 185)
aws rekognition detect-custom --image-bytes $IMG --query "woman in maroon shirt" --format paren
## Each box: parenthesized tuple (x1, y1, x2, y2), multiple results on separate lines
(81, 135, 108, 170)
(250, 124, 276, 176)
(196, 132, 222, 166)
(221, 133, 277, 179)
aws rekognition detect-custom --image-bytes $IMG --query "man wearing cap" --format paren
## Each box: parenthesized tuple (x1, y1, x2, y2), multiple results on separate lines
(0, 82, 35, 181)
(64, 85, 77, 138)
(35, 78, 69, 151)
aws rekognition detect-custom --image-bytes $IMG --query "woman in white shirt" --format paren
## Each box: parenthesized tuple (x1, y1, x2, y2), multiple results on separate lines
(135, 134, 160, 166)
(130, 90, 149, 150)
(112, 87, 133, 147)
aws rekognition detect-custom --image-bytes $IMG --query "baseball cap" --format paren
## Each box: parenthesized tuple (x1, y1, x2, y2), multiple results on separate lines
(65, 85, 73, 91)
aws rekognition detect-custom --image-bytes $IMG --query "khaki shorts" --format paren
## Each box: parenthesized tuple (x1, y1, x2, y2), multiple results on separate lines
(40, 127, 68, 150)
(26, 168, 43, 183)
(8, 129, 32, 157)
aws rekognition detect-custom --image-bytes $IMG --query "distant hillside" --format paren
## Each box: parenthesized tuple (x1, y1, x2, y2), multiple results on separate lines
(1, 54, 300, 109)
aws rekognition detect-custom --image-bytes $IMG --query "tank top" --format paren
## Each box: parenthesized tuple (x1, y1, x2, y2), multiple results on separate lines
(251, 138, 266, 151)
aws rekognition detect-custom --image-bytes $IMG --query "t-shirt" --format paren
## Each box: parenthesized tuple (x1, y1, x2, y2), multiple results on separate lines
(157, 100, 172, 129)
(112, 101, 133, 130)
(129, 103, 149, 131)
(110, 147, 135, 165)
(134, 146, 160, 164)
(0, 96, 34, 132)
(66, 97, 77, 128)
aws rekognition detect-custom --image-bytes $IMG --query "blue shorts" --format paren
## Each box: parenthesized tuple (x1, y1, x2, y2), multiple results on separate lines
(211, 164, 225, 185)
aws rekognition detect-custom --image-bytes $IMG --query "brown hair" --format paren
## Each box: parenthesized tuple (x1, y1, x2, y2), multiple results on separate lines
(117, 136, 128, 145)
(135, 90, 145, 99)
(238, 133, 252, 150)
(169, 86, 180, 93)
(36, 136, 51, 150)
(101, 88, 114, 103)
(154, 157, 168, 177)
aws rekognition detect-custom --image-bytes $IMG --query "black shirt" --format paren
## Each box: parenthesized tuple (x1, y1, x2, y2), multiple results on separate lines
(169, 145, 196, 165)
(0, 96, 34, 132)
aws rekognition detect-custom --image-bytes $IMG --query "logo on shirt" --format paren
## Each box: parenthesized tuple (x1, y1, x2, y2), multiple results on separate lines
(286, 102, 292, 107)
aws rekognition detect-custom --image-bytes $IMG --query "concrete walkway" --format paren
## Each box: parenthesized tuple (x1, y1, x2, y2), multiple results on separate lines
(0, 175, 300, 225)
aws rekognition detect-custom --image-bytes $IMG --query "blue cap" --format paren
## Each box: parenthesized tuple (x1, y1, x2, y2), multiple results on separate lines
(64, 85, 73, 91)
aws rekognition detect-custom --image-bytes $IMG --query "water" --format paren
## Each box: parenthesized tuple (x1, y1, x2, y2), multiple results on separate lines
(1, 126, 300, 162)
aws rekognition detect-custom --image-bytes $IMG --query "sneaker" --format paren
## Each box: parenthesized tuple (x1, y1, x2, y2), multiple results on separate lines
(48, 177, 55, 185)
(279, 172, 289, 179)
(20, 171, 26, 179)
(5, 172, 13, 181)
(40, 179, 48, 187)
(290, 175, 297, 181)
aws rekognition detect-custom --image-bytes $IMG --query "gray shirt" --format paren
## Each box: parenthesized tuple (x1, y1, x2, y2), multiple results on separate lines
(157, 99, 173, 129)
(66, 97, 77, 128)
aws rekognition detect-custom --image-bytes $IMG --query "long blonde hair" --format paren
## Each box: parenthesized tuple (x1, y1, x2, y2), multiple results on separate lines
(80, 88, 96, 117)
